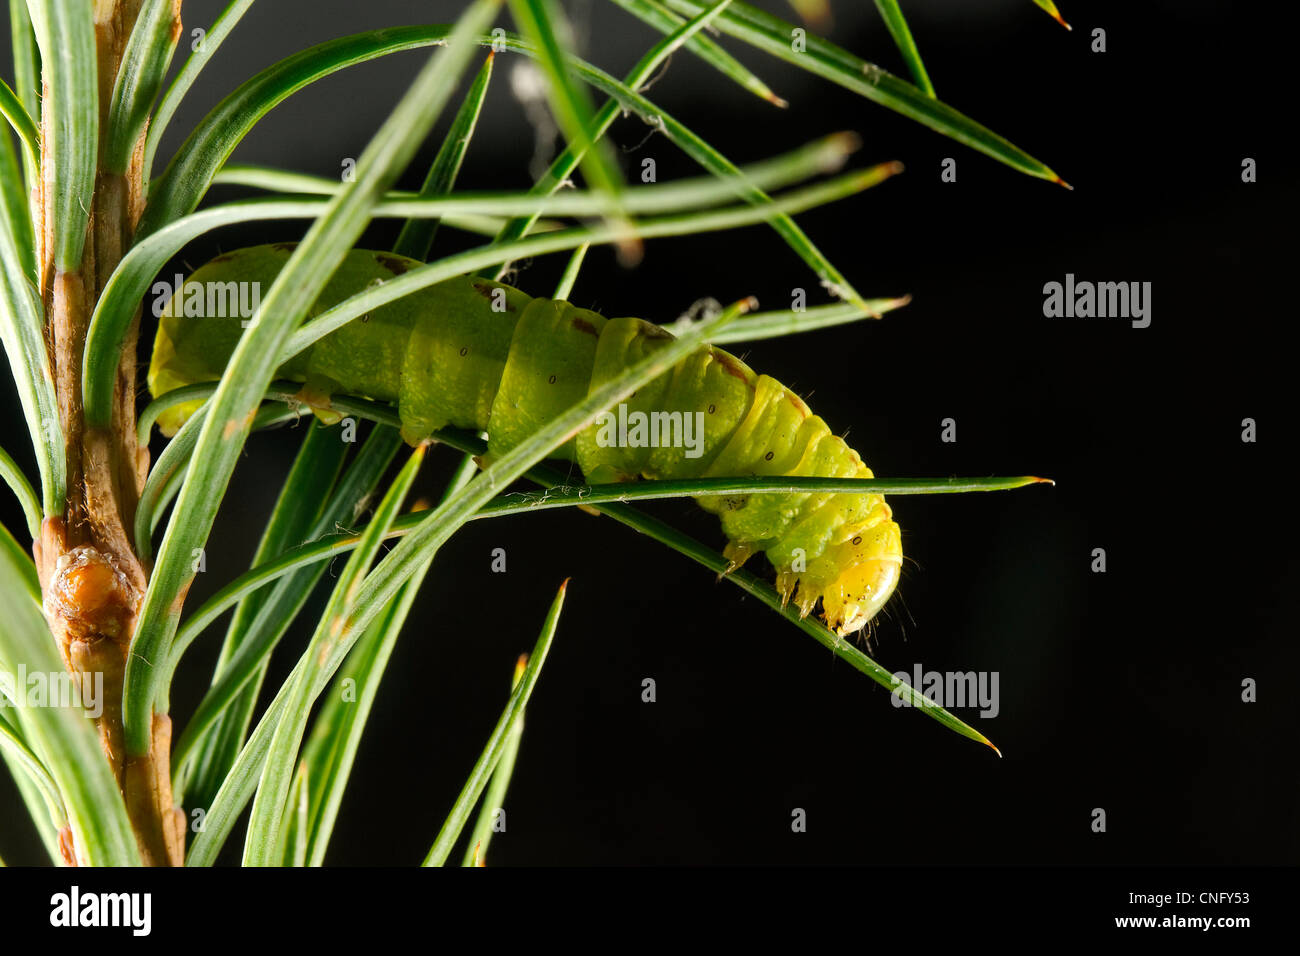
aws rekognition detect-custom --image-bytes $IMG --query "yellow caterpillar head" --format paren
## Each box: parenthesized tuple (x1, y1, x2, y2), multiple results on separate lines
(775, 513, 903, 637)
(815, 518, 903, 635)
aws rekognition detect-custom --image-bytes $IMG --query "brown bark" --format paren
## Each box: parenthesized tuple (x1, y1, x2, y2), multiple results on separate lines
(33, 0, 185, 867)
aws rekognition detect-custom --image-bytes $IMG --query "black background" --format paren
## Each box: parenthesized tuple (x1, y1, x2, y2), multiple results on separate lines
(0, 0, 1295, 868)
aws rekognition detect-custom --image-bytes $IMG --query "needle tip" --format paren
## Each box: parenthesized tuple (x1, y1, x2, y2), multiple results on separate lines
(830, 131, 863, 158)
(615, 236, 645, 268)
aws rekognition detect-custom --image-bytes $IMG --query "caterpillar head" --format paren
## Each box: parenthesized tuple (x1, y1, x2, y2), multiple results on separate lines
(775, 517, 903, 637)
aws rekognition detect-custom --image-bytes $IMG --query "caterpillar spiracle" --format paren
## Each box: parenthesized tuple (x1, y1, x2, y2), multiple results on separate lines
(148, 244, 903, 636)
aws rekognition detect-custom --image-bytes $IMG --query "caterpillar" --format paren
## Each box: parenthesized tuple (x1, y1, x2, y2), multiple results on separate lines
(148, 244, 902, 636)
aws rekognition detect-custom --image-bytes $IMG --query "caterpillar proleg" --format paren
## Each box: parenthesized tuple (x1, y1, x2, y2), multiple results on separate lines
(148, 244, 902, 635)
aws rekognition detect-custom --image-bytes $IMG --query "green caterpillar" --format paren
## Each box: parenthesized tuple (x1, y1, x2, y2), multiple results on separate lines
(148, 244, 902, 635)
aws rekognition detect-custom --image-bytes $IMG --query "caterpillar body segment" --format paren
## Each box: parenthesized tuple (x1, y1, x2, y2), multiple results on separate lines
(148, 244, 902, 635)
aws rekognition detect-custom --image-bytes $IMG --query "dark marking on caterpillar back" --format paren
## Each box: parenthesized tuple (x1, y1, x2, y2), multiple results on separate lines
(470, 279, 516, 311)
(712, 349, 754, 389)
(571, 316, 599, 337)
(271, 242, 299, 252)
(638, 323, 673, 341)
(374, 253, 411, 275)
(211, 252, 237, 264)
